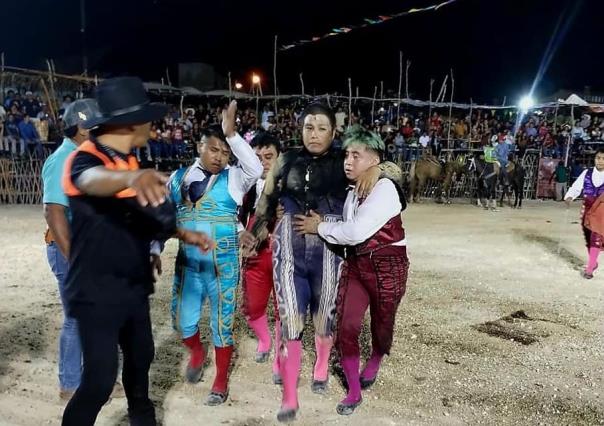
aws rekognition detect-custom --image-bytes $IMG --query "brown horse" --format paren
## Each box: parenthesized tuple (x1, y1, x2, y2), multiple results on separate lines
(409, 156, 468, 203)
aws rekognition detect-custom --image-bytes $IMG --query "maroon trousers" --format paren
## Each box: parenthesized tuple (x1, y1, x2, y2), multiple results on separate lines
(335, 245, 409, 358)
(242, 246, 279, 321)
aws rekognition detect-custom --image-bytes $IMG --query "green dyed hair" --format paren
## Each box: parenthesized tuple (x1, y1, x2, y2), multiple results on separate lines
(342, 125, 385, 153)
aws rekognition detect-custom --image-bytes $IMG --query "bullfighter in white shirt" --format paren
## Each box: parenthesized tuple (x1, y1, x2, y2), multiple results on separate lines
(294, 125, 409, 416)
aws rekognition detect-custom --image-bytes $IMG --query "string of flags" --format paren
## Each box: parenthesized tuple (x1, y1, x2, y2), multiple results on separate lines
(280, 0, 459, 51)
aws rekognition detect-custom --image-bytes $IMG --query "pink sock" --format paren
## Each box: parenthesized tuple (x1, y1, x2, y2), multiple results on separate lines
(280, 340, 302, 410)
(248, 314, 271, 353)
(341, 356, 362, 404)
(360, 352, 383, 381)
(272, 320, 281, 375)
(313, 335, 333, 381)
(586, 247, 600, 274)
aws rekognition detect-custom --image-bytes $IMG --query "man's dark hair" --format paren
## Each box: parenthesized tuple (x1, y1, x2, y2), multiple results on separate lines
(200, 124, 227, 144)
(596, 147, 604, 156)
(300, 103, 336, 129)
(64, 126, 78, 139)
(251, 131, 281, 153)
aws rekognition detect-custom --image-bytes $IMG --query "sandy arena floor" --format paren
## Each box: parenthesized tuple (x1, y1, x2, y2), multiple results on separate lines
(0, 201, 602, 425)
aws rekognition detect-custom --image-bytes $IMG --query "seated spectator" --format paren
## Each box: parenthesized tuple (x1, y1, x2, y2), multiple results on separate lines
(18, 113, 42, 157)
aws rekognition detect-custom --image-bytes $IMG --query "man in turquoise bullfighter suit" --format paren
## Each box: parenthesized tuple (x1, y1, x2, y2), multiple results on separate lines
(165, 101, 262, 405)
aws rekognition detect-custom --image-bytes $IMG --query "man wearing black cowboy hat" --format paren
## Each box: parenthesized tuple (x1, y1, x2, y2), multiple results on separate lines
(61, 76, 214, 426)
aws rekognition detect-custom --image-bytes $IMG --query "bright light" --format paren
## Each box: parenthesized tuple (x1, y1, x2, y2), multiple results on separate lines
(234, 82, 243, 90)
(519, 95, 535, 112)
(252, 74, 261, 85)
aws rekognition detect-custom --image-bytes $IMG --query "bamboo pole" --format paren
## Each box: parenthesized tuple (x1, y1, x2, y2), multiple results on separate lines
(0, 52, 5, 102)
(371, 86, 378, 124)
(299, 73, 305, 96)
(447, 69, 454, 149)
(39, 78, 57, 124)
(405, 59, 411, 100)
(273, 35, 278, 114)
(427, 79, 435, 132)
(397, 51, 403, 127)
(228, 71, 232, 99)
(348, 78, 352, 129)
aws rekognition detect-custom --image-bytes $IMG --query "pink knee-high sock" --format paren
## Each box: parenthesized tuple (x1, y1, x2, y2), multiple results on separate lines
(248, 314, 271, 353)
(586, 247, 600, 274)
(272, 320, 281, 375)
(341, 356, 362, 404)
(280, 340, 302, 410)
(360, 351, 384, 380)
(313, 335, 333, 381)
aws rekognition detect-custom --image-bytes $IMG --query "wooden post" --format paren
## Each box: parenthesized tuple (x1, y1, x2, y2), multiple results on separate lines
(0, 52, 5, 104)
(348, 78, 353, 129)
(273, 35, 278, 114)
(39, 78, 57, 124)
(380, 80, 384, 100)
(228, 71, 232, 99)
(405, 59, 411, 100)
(447, 69, 454, 150)
(428, 78, 434, 132)
(45, 60, 58, 122)
(565, 104, 575, 167)
(397, 51, 403, 127)
(166, 67, 172, 86)
(371, 86, 378, 124)
(468, 98, 473, 148)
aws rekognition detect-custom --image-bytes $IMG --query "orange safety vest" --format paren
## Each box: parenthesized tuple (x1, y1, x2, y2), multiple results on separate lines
(62, 140, 139, 198)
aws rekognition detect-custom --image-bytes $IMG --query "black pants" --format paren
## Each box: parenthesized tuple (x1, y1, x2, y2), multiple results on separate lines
(62, 297, 156, 426)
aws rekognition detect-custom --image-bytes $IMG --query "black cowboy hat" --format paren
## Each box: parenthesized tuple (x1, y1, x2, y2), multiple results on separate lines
(82, 76, 168, 129)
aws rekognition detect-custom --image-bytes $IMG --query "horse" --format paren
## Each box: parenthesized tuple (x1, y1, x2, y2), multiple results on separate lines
(441, 155, 470, 204)
(409, 156, 467, 204)
(468, 154, 499, 210)
(499, 159, 525, 208)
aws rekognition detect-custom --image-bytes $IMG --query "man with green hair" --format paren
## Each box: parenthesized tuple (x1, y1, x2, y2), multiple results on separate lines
(294, 125, 408, 416)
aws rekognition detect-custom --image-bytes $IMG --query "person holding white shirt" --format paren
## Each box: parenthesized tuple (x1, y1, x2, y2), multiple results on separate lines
(565, 148, 604, 279)
(293, 126, 408, 416)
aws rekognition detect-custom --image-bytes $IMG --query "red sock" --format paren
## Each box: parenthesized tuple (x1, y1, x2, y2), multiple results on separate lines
(182, 331, 204, 369)
(212, 346, 234, 394)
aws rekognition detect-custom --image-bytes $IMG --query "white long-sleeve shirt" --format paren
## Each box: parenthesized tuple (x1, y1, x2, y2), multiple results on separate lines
(181, 132, 262, 205)
(151, 133, 261, 255)
(318, 178, 405, 246)
(565, 168, 604, 200)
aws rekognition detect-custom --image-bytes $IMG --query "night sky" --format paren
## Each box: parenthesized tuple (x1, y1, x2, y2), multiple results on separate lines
(1, 0, 601, 104)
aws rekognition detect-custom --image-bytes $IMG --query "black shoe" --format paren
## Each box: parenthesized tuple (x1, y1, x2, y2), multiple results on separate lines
(255, 351, 270, 363)
(360, 376, 377, 390)
(277, 407, 297, 423)
(185, 365, 203, 384)
(311, 378, 328, 394)
(273, 373, 283, 385)
(582, 270, 594, 280)
(205, 390, 228, 406)
(336, 398, 362, 415)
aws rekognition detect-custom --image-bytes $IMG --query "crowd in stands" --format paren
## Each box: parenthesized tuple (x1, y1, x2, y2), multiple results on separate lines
(2, 87, 603, 170)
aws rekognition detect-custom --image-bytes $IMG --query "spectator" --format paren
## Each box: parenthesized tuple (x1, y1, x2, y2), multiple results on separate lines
(550, 161, 569, 201)
(18, 113, 42, 157)
(22, 91, 41, 117)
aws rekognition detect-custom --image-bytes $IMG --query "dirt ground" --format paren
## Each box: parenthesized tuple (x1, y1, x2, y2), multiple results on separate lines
(0, 201, 603, 426)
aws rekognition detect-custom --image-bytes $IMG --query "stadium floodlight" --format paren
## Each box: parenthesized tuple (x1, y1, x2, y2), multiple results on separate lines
(519, 95, 535, 112)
